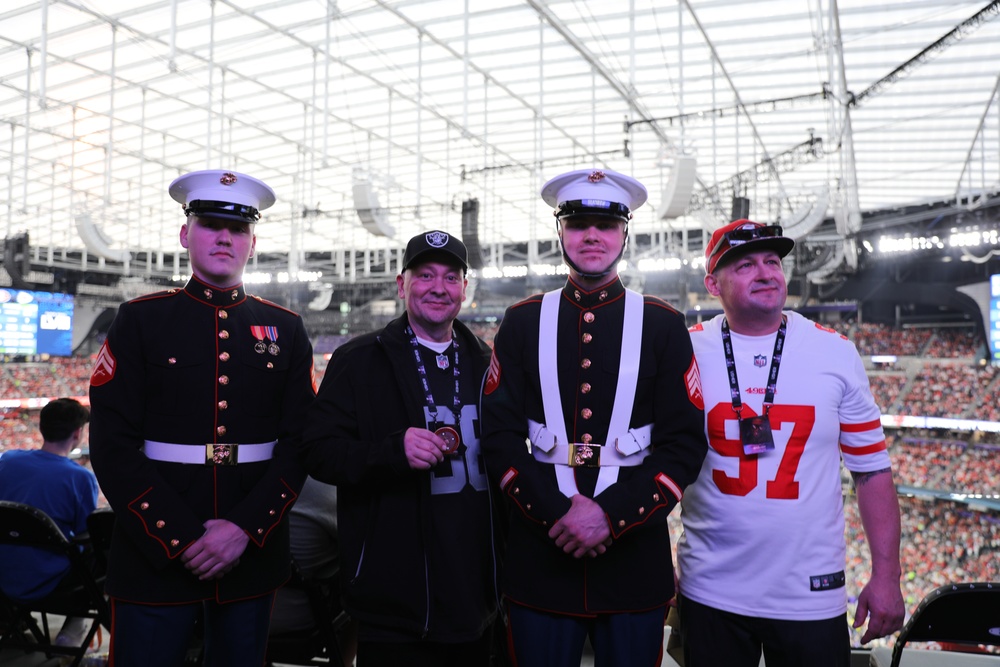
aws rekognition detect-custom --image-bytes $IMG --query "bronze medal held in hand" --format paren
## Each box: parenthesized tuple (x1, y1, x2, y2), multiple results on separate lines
(435, 426, 460, 454)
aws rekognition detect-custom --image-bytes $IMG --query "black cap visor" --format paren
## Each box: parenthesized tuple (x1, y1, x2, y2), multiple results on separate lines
(185, 199, 261, 222)
(555, 199, 631, 222)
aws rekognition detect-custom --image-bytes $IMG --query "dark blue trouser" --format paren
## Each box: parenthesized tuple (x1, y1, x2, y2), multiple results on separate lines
(109, 593, 274, 667)
(506, 601, 667, 667)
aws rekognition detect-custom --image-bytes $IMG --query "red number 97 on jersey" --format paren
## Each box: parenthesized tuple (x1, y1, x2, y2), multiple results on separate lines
(706, 403, 816, 500)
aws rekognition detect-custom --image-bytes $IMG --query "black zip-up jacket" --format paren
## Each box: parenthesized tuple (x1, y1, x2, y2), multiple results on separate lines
(299, 314, 497, 642)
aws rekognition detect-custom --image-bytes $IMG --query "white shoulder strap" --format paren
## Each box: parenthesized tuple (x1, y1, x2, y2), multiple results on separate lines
(539, 289, 576, 496)
(537, 288, 645, 497)
(594, 288, 643, 495)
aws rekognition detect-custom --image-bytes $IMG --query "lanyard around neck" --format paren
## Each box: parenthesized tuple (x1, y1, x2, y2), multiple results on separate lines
(406, 326, 460, 423)
(720, 315, 786, 419)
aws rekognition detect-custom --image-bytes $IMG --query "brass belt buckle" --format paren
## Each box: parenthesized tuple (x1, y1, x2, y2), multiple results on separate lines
(207, 444, 238, 466)
(568, 443, 600, 468)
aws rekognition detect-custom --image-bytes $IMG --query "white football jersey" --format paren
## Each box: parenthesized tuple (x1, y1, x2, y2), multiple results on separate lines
(678, 311, 890, 620)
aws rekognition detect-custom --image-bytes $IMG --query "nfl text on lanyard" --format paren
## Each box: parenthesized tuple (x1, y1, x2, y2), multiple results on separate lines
(406, 326, 462, 454)
(721, 315, 787, 455)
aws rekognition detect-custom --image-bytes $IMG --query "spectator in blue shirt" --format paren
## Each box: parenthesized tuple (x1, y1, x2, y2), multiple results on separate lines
(0, 397, 100, 646)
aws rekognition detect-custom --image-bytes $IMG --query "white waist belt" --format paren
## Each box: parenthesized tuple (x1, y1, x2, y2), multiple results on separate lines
(528, 419, 652, 468)
(143, 440, 276, 466)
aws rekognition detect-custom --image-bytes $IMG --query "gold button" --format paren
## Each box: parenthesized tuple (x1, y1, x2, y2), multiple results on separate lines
(281, 493, 287, 499)
(269, 509, 276, 516)
(638, 507, 645, 515)
(219, 310, 228, 320)
(526, 504, 532, 511)
(584, 312, 595, 323)
(513, 487, 520, 495)
(582, 433, 593, 444)
(204, 289, 213, 299)
(219, 375, 229, 385)
(217, 425, 227, 436)
(618, 520, 626, 527)
(581, 408, 592, 419)
(257, 528, 264, 535)
(140, 502, 149, 510)
(653, 494, 660, 502)
(582, 333, 592, 344)
(581, 382, 591, 394)
(219, 330, 230, 340)
(581, 358, 591, 369)
(170, 539, 179, 547)
(168, 357, 177, 365)
(267, 362, 274, 369)
(219, 352, 230, 362)
(156, 520, 165, 529)
(218, 400, 228, 410)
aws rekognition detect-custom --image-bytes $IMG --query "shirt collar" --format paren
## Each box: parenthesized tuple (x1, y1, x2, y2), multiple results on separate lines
(561, 275, 625, 309)
(183, 276, 246, 306)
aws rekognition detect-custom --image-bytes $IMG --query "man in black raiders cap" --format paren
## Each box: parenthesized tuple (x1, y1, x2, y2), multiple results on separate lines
(89, 169, 315, 666)
(299, 230, 500, 667)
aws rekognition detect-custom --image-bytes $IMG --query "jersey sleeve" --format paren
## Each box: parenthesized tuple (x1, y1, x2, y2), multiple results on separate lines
(837, 337, 891, 473)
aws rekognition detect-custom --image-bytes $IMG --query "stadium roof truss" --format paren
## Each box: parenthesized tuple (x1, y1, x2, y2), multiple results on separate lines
(0, 0, 999, 292)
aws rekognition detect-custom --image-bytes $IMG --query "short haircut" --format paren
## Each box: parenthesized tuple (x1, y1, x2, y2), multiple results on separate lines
(39, 398, 90, 443)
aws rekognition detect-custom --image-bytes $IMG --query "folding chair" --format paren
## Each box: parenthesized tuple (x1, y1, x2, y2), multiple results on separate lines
(266, 556, 351, 667)
(0, 500, 111, 667)
(86, 507, 116, 575)
(888, 582, 1000, 667)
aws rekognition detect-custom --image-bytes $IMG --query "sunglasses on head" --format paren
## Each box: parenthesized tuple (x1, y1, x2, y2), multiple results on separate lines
(709, 224, 784, 258)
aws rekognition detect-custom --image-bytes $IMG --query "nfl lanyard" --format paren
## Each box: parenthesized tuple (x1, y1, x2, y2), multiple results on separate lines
(406, 326, 462, 452)
(720, 315, 786, 455)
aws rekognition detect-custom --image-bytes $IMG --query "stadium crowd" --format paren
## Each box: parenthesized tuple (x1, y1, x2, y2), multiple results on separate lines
(848, 322, 934, 357)
(844, 496, 1000, 648)
(900, 363, 999, 419)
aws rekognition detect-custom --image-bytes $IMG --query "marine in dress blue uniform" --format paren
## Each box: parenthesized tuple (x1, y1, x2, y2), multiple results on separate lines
(88, 170, 315, 666)
(481, 169, 707, 667)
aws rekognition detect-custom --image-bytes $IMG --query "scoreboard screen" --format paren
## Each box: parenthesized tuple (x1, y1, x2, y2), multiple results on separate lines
(0, 288, 75, 357)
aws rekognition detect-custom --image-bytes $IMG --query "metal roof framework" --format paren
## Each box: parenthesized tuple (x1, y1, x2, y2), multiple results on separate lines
(1, 0, 998, 287)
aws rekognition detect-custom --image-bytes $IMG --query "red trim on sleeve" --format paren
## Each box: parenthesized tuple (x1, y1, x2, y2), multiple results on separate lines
(840, 440, 887, 456)
(840, 418, 882, 433)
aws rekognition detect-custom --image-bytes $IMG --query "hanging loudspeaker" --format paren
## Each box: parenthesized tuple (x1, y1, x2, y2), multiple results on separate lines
(76, 214, 132, 262)
(461, 198, 485, 270)
(353, 182, 395, 238)
(657, 156, 697, 220)
(731, 196, 751, 221)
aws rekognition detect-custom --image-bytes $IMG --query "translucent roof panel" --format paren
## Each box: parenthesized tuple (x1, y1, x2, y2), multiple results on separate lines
(0, 0, 997, 268)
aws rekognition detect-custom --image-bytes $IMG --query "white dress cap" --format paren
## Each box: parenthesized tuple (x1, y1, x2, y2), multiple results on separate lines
(540, 168, 648, 214)
(168, 170, 276, 222)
